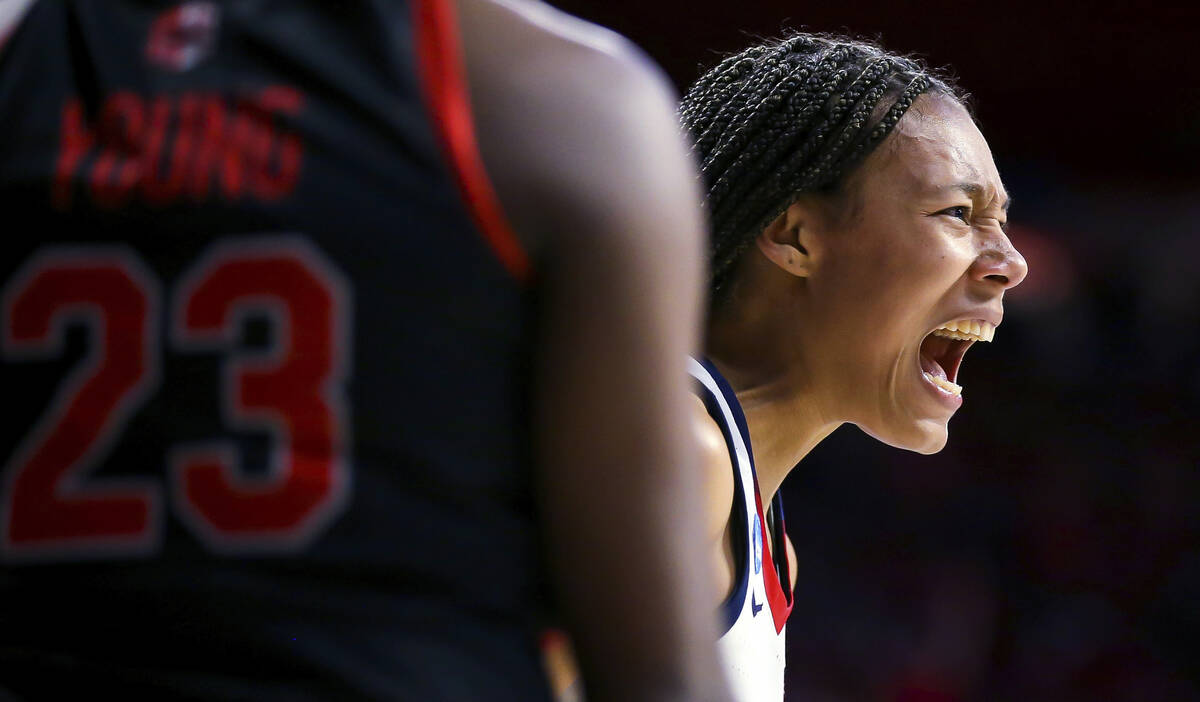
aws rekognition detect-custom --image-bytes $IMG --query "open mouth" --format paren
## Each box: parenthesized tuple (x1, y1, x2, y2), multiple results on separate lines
(918, 320, 995, 397)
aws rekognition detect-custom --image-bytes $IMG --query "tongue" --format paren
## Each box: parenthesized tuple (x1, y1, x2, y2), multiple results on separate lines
(920, 336, 950, 381)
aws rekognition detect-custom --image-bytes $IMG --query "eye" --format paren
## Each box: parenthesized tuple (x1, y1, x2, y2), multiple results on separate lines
(939, 205, 971, 223)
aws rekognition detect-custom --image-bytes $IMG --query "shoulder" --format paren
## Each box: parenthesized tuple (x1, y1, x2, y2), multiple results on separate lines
(0, 0, 38, 50)
(691, 394, 735, 544)
(455, 0, 698, 257)
(457, 0, 675, 109)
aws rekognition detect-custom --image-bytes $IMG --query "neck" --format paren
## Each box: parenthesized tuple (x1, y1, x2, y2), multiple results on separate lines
(706, 298, 840, 505)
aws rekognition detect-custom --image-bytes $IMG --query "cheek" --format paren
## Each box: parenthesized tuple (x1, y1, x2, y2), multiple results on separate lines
(888, 243, 973, 305)
(812, 234, 969, 339)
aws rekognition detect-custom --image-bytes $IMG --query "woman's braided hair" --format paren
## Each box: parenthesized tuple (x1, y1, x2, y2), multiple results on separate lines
(680, 33, 964, 301)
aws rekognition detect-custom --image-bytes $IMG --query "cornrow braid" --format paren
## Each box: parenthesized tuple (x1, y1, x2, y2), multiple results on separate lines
(705, 47, 859, 210)
(680, 33, 964, 301)
(713, 56, 882, 240)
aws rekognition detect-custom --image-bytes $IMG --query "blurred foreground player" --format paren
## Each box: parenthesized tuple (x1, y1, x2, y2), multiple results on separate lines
(0, 1, 732, 700)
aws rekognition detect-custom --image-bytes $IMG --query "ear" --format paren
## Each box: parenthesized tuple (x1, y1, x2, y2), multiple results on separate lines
(755, 200, 818, 278)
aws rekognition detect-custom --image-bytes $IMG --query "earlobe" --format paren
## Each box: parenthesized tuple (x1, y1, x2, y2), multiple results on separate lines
(755, 203, 814, 278)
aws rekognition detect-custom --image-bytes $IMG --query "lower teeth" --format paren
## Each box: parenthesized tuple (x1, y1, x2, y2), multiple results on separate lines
(923, 371, 962, 396)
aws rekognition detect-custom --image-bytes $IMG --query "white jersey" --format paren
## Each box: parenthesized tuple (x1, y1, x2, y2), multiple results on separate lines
(689, 358, 793, 702)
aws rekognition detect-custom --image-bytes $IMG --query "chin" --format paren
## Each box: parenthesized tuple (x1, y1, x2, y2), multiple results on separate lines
(858, 419, 949, 455)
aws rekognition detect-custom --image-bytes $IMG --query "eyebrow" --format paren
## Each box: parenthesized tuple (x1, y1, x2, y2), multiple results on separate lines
(944, 182, 1012, 213)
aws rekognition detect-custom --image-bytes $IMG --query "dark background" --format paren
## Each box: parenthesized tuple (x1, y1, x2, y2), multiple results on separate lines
(550, 2, 1200, 700)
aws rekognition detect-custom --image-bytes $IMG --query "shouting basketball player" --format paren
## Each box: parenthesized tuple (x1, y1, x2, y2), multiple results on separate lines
(680, 34, 1027, 700)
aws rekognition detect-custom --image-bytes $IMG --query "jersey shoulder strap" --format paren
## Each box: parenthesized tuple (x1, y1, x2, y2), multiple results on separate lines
(688, 357, 794, 633)
(688, 357, 755, 632)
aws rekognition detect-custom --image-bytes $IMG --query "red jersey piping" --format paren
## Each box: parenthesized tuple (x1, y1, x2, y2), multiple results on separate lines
(412, 0, 532, 283)
(752, 476, 794, 634)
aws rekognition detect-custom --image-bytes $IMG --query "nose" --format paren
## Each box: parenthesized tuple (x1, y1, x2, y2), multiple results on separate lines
(970, 229, 1028, 290)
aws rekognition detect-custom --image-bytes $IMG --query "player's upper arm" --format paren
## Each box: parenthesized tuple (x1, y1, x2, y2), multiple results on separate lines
(456, 3, 730, 701)
(692, 397, 734, 549)
(692, 395, 736, 600)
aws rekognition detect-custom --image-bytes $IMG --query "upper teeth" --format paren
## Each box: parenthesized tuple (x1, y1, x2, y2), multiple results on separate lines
(931, 319, 995, 342)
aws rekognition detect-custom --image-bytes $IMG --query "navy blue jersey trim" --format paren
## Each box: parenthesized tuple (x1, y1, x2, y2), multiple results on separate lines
(769, 493, 791, 603)
(697, 358, 757, 477)
(704, 358, 791, 607)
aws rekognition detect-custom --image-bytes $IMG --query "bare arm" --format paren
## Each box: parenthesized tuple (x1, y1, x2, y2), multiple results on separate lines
(458, 1, 733, 700)
(692, 397, 738, 605)
(0, 0, 37, 49)
(540, 399, 738, 700)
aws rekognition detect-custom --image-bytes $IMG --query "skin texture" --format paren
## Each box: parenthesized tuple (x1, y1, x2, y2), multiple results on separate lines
(457, 1, 733, 701)
(702, 94, 1028, 594)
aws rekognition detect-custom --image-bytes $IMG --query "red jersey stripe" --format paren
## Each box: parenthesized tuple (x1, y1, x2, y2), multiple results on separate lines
(752, 477, 794, 634)
(412, 0, 533, 283)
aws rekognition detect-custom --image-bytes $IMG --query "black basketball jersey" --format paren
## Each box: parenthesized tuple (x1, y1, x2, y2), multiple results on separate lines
(0, 1, 549, 699)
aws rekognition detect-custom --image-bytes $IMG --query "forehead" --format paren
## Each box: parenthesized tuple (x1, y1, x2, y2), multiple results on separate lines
(859, 94, 1007, 206)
